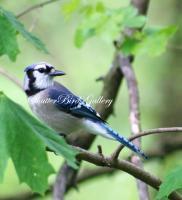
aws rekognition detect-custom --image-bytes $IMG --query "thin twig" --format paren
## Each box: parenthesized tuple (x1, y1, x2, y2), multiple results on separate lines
(113, 127, 182, 157)
(16, 0, 60, 18)
(130, 127, 182, 141)
(0, 67, 22, 89)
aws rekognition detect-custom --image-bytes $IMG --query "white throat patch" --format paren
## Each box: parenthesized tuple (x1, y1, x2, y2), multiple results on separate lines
(33, 71, 54, 89)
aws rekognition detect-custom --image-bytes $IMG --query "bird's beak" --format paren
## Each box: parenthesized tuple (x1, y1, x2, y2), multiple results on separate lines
(49, 70, 66, 77)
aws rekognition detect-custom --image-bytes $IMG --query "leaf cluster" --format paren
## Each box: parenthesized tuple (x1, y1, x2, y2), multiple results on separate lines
(62, 0, 177, 56)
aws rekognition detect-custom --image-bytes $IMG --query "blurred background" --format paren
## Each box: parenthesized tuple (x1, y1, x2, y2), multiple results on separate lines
(0, 0, 181, 199)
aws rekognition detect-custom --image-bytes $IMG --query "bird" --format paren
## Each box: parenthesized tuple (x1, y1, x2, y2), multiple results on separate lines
(23, 62, 147, 159)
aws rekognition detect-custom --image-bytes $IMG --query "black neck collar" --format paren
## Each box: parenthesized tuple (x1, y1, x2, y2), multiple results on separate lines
(25, 88, 44, 97)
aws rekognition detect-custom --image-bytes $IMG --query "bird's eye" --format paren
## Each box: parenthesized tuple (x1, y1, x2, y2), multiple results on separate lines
(38, 68, 45, 73)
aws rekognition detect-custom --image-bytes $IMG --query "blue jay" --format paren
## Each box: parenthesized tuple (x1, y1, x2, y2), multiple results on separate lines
(23, 62, 147, 159)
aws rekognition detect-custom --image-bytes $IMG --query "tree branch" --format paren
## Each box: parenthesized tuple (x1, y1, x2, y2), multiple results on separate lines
(111, 0, 150, 198)
(110, 55, 141, 158)
(16, 0, 60, 18)
(76, 147, 182, 200)
(117, 54, 149, 200)
(119, 55, 141, 142)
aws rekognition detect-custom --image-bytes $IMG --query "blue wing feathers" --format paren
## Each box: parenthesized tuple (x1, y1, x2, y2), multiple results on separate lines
(48, 82, 105, 122)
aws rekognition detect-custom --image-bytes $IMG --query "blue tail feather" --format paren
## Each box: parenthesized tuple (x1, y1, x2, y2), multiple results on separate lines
(102, 123, 147, 159)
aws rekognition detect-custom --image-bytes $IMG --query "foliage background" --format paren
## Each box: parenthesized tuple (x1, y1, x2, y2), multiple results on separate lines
(0, 0, 181, 199)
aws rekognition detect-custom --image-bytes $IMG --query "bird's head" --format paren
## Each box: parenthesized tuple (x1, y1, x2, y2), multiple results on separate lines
(23, 62, 65, 96)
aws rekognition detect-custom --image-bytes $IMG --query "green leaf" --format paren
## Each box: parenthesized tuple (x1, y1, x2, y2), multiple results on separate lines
(72, 4, 146, 48)
(96, 2, 105, 13)
(75, 27, 96, 48)
(120, 37, 139, 55)
(123, 15, 146, 28)
(122, 6, 146, 28)
(136, 26, 177, 56)
(0, 92, 77, 194)
(0, 7, 48, 60)
(0, 14, 20, 61)
(62, 0, 81, 19)
(120, 26, 177, 56)
(74, 8, 121, 47)
(156, 166, 182, 200)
